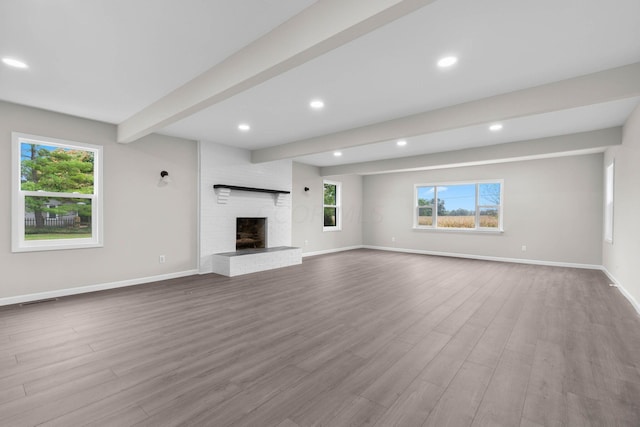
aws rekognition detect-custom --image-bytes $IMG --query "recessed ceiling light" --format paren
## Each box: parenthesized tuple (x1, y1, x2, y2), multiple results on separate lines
(309, 99, 325, 110)
(333, 151, 342, 157)
(2, 57, 28, 69)
(489, 123, 503, 132)
(396, 139, 407, 147)
(437, 56, 458, 68)
(237, 123, 251, 132)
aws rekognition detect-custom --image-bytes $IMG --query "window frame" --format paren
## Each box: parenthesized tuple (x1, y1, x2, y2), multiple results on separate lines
(323, 179, 342, 232)
(413, 179, 504, 232)
(604, 161, 614, 243)
(12, 132, 104, 252)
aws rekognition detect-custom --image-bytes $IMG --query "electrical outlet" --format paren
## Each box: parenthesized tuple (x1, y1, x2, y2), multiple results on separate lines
(391, 237, 396, 242)
(521, 245, 527, 252)
(159, 255, 166, 264)
(304, 240, 309, 246)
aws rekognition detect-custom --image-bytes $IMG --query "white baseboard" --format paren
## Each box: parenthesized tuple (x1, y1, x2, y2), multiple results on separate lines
(363, 245, 602, 270)
(0, 269, 199, 307)
(302, 245, 365, 258)
(600, 267, 640, 316)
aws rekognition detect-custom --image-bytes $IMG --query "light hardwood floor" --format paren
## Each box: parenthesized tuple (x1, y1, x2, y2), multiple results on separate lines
(1, 249, 639, 426)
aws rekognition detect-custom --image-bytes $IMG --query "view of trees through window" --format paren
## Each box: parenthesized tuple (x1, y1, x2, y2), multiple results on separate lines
(416, 182, 501, 229)
(323, 181, 340, 228)
(20, 142, 95, 241)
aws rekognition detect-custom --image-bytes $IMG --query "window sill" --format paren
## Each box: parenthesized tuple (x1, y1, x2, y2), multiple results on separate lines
(323, 227, 342, 232)
(12, 241, 103, 253)
(412, 227, 503, 235)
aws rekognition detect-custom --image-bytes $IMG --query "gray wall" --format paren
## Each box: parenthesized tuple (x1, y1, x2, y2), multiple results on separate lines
(1, 101, 198, 300)
(603, 104, 640, 310)
(362, 154, 604, 266)
(292, 162, 363, 254)
(3, 98, 625, 305)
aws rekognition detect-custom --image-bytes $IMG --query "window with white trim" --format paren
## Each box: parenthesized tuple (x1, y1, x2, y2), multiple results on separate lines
(323, 180, 341, 231)
(604, 161, 614, 243)
(12, 132, 103, 252)
(414, 180, 503, 231)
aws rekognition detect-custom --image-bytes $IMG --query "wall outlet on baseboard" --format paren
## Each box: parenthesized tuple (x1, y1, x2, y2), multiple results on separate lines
(159, 255, 166, 264)
(521, 245, 527, 252)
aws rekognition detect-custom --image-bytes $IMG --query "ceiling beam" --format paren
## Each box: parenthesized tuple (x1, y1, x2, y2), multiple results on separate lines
(251, 62, 640, 163)
(318, 127, 622, 176)
(117, 0, 437, 143)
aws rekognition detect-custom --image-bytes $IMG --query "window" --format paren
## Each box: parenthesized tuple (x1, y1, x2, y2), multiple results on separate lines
(47, 205, 57, 219)
(12, 132, 103, 252)
(323, 180, 341, 231)
(604, 161, 614, 243)
(414, 180, 503, 231)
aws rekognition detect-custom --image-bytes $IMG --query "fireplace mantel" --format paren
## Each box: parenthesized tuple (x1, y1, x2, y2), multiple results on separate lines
(214, 184, 290, 205)
(213, 184, 290, 194)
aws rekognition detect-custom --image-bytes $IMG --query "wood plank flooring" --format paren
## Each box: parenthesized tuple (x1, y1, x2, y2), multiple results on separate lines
(1, 249, 639, 426)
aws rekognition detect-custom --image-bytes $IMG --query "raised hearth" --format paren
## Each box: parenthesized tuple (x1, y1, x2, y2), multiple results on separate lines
(211, 246, 302, 277)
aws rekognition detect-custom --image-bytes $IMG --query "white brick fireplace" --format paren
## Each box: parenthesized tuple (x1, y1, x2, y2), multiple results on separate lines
(199, 142, 300, 275)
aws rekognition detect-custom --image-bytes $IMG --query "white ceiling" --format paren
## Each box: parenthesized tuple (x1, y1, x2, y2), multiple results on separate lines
(1, 0, 640, 170)
(296, 97, 640, 167)
(0, 0, 315, 122)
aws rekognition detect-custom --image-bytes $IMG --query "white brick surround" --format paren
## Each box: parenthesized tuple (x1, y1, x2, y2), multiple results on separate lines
(199, 142, 293, 274)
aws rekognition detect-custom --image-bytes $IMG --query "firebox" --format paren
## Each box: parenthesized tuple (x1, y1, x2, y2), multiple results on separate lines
(236, 217, 266, 250)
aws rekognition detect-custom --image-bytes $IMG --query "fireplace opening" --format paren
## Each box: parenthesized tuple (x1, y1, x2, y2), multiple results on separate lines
(236, 217, 266, 250)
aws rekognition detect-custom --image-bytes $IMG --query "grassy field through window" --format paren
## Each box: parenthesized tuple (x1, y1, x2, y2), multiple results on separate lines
(25, 233, 92, 240)
(418, 215, 499, 228)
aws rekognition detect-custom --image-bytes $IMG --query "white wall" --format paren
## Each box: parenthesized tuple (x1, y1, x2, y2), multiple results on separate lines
(199, 142, 292, 273)
(292, 162, 363, 255)
(0, 101, 198, 302)
(362, 154, 604, 266)
(603, 104, 640, 312)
